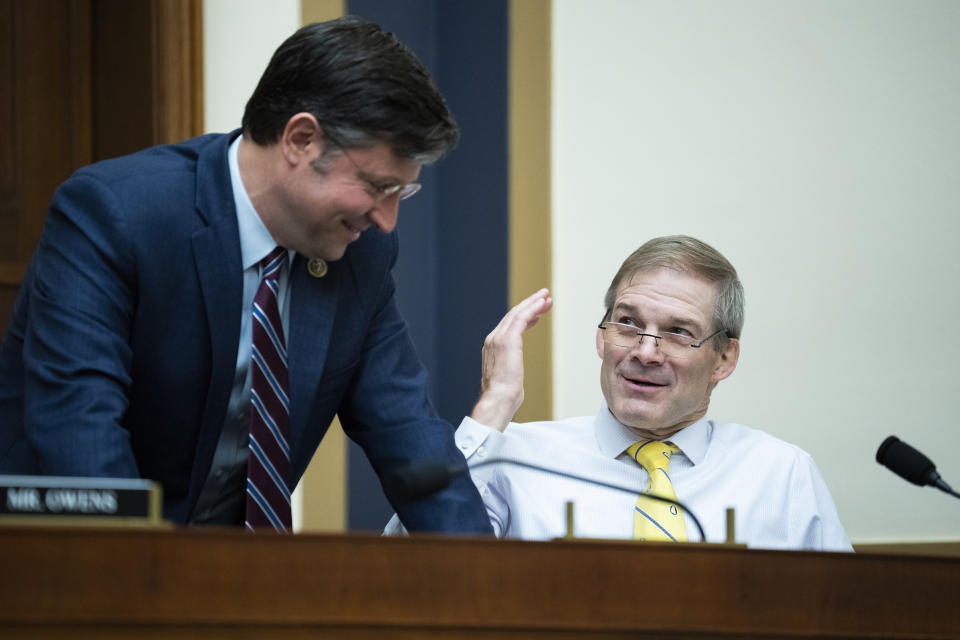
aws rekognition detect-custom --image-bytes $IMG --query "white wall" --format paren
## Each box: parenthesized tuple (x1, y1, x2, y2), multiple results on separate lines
(553, 0, 960, 543)
(204, 0, 301, 134)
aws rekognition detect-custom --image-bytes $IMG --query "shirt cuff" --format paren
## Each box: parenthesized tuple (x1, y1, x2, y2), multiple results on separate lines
(455, 416, 507, 462)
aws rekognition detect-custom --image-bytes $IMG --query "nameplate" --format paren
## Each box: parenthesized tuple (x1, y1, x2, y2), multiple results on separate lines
(0, 475, 165, 527)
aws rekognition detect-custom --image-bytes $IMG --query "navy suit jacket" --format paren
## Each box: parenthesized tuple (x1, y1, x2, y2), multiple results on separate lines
(0, 131, 491, 533)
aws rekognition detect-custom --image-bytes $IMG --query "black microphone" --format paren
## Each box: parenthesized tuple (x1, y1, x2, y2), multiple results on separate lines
(876, 436, 959, 499)
(387, 456, 708, 542)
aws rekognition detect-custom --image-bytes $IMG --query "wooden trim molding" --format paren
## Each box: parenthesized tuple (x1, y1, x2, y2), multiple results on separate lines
(509, 0, 553, 422)
(302, 0, 344, 25)
(151, 0, 204, 142)
(297, 0, 347, 534)
(854, 540, 960, 557)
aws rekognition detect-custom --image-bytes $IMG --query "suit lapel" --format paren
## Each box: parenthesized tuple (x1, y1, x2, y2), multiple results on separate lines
(187, 132, 244, 507)
(287, 253, 339, 469)
(192, 221, 243, 417)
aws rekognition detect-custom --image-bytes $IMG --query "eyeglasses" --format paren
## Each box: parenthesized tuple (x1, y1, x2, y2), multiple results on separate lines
(597, 322, 725, 359)
(326, 135, 421, 201)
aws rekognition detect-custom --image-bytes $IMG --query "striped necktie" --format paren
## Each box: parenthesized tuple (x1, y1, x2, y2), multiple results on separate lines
(244, 247, 292, 532)
(626, 440, 687, 542)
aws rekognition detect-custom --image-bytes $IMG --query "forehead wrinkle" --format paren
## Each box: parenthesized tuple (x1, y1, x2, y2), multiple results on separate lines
(615, 277, 713, 333)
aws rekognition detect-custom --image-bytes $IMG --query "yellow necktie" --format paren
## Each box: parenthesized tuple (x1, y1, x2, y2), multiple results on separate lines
(626, 441, 687, 542)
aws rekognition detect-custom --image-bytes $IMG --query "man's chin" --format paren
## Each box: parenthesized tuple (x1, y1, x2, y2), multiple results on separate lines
(608, 402, 660, 433)
(306, 244, 347, 263)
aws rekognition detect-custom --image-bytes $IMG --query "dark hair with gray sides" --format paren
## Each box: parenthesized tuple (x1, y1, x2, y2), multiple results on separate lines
(242, 16, 459, 164)
(603, 235, 744, 351)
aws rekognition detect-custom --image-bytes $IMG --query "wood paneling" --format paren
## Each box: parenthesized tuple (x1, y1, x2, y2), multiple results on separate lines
(0, 0, 92, 289)
(0, 0, 202, 325)
(91, 0, 203, 160)
(1, 526, 959, 639)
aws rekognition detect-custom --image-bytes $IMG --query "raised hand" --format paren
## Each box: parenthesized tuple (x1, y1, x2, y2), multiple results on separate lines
(470, 288, 553, 432)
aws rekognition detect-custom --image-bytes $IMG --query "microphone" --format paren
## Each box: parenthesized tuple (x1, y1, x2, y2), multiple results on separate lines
(876, 436, 959, 499)
(387, 456, 708, 542)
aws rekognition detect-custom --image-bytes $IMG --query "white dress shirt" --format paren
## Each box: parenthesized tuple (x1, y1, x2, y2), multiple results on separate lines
(385, 402, 852, 551)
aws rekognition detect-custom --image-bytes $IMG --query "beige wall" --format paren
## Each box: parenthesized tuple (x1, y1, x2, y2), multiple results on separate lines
(203, 0, 300, 134)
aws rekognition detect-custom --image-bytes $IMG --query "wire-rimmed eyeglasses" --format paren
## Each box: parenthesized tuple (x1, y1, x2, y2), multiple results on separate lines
(598, 322, 725, 359)
(324, 132, 421, 201)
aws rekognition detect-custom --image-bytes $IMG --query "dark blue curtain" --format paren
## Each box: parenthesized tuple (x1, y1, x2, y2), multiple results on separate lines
(343, 0, 509, 530)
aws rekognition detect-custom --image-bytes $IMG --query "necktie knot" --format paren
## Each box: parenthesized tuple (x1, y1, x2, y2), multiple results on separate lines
(626, 440, 679, 474)
(261, 246, 286, 280)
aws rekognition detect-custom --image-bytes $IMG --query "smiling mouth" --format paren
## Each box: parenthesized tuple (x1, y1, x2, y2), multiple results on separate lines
(343, 220, 366, 236)
(622, 375, 667, 390)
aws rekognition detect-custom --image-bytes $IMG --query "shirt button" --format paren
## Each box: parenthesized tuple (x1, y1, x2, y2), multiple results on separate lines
(476, 446, 487, 459)
(459, 435, 473, 450)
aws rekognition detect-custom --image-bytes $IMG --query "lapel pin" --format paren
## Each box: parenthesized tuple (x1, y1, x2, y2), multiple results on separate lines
(307, 258, 328, 278)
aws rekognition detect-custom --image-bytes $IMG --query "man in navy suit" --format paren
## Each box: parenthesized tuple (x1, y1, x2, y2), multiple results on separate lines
(0, 17, 492, 533)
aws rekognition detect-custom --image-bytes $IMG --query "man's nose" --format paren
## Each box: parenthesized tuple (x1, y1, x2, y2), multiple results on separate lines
(368, 196, 399, 233)
(631, 333, 665, 364)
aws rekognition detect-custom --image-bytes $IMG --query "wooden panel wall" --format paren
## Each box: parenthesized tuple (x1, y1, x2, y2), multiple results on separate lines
(0, 0, 202, 332)
(0, 0, 93, 327)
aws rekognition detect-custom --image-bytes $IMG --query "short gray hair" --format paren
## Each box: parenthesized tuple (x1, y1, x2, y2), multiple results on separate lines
(603, 235, 744, 350)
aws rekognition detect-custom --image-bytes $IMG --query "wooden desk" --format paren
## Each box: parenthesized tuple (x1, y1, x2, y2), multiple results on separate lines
(1, 526, 957, 639)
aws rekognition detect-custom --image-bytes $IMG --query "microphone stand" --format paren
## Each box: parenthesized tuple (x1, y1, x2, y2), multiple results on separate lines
(393, 457, 745, 545)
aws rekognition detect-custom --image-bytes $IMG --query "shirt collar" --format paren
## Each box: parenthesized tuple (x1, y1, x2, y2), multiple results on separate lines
(593, 399, 712, 465)
(229, 135, 292, 270)
(668, 418, 711, 465)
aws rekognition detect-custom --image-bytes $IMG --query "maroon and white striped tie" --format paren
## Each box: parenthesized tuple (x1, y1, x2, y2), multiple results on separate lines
(244, 247, 292, 532)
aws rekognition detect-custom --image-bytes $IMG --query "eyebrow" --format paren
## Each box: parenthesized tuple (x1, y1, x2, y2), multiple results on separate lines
(356, 169, 400, 186)
(612, 302, 703, 332)
(353, 161, 412, 186)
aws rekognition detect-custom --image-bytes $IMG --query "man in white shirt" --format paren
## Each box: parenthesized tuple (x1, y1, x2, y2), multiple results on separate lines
(387, 235, 851, 551)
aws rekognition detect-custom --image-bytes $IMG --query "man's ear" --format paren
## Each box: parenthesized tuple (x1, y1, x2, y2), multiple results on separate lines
(280, 112, 323, 165)
(596, 326, 605, 359)
(711, 337, 740, 383)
